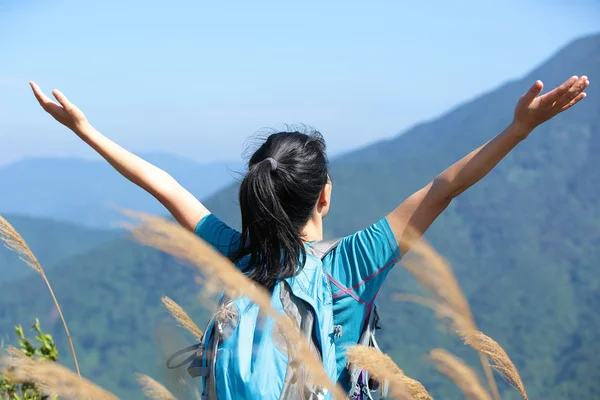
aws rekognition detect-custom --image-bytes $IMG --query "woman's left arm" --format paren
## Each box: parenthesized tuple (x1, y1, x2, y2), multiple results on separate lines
(387, 75, 589, 255)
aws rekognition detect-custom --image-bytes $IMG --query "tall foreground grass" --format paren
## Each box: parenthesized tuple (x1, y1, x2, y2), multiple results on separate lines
(428, 349, 492, 400)
(0, 212, 530, 399)
(0, 216, 80, 377)
(394, 231, 528, 400)
(345, 345, 432, 400)
(137, 373, 178, 400)
(161, 296, 203, 342)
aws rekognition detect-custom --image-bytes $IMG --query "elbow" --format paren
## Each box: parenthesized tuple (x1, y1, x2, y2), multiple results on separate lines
(431, 176, 456, 205)
(147, 170, 179, 198)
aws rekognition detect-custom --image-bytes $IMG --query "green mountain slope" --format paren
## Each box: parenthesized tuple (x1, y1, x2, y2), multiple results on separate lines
(0, 214, 115, 282)
(202, 32, 600, 399)
(0, 33, 598, 399)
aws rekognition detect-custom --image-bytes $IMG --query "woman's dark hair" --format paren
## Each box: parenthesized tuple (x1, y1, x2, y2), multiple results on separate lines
(232, 128, 329, 289)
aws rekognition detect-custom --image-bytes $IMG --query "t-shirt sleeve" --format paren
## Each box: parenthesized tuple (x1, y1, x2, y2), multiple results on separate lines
(194, 213, 242, 257)
(331, 217, 402, 305)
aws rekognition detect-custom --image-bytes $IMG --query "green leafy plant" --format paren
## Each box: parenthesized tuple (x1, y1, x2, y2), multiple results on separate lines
(0, 319, 59, 400)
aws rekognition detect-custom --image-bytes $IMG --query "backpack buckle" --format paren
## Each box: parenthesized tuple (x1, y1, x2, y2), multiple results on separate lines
(333, 325, 343, 339)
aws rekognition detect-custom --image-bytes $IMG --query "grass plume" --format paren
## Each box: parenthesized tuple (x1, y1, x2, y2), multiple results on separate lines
(0, 216, 81, 377)
(4, 345, 24, 359)
(428, 349, 492, 400)
(396, 236, 476, 334)
(463, 331, 528, 400)
(346, 345, 432, 400)
(394, 229, 500, 400)
(161, 296, 203, 341)
(137, 373, 177, 400)
(1, 355, 117, 400)
(0, 216, 42, 273)
(124, 211, 347, 400)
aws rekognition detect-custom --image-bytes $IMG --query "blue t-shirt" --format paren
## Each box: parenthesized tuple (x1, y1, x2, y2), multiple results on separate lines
(194, 213, 401, 386)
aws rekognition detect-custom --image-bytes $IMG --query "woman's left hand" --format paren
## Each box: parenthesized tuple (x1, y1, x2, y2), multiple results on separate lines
(513, 75, 589, 134)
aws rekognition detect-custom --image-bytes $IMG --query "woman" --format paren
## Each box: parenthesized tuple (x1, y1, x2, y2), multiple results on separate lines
(30, 75, 588, 398)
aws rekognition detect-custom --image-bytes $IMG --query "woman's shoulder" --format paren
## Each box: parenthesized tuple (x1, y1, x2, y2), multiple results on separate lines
(339, 217, 399, 255)
(194, 213, 242, 257)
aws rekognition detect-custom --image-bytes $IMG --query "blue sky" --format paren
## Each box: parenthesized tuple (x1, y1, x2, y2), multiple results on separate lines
(0, 0, 598, 165)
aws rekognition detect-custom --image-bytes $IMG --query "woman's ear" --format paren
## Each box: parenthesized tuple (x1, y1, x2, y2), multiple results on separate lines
(320, 181, 332, 208)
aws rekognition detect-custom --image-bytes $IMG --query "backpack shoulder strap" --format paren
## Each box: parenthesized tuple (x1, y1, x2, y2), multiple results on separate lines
(347, 304, 388, 399)
(306, 238, 342, 260)
(278, 281, 326, 398)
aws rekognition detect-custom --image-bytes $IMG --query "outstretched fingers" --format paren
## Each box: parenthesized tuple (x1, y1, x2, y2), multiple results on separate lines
(30, 81, 67, 116)
(560, 92, 587, 112)
(539, 76, 578, 107)
(52, 89, 74, 111)
(30, 81, 58, 109)
(554, 76, 589, 110)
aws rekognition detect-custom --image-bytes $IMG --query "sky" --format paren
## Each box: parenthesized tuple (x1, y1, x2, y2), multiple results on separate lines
(0, 0, 598, 166)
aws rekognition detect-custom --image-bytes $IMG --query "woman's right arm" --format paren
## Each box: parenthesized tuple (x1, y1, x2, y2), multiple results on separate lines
(30, 81, 209, 231)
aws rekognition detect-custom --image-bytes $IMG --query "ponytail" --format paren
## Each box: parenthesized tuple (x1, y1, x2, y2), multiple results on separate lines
(232, 130, 328, 289)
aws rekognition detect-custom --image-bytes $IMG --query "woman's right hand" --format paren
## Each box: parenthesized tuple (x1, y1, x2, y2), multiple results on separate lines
(30, 81, 89, 134)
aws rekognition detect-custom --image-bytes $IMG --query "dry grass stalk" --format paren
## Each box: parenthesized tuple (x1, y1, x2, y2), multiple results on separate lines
(393, 294, 475, 336)
(394, 228, 501, 400)
(1, 355, 117, 400)
(0, 216, 81, 377)
(429, 349, 492, 400)
(0, 216, 42, 273)
(161, 296, 203, 341)
(464, 332, 528, 400)
(5, 345, 25, 359)
(0, 345, 26, 383)
(137, 373, 177, 400)
(398, 239, 476, 334)
(124, 211, 347, 400)
(346, 345, 431, 400)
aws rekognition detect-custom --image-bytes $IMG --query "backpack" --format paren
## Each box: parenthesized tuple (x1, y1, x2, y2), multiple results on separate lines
(166, 239, 388, 400)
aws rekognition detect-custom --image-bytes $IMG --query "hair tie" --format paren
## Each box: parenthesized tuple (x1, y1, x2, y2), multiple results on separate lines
(265, 157, 278, 171)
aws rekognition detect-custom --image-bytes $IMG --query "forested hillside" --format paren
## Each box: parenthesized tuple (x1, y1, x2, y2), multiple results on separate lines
(0, 214, 115, 282)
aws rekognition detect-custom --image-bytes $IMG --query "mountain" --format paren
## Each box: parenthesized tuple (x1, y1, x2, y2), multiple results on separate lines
(0, 154, 244, 228)
(188, 32, 600, 399)
(0, 214, 115, 283)
(0, 33, 599, 399)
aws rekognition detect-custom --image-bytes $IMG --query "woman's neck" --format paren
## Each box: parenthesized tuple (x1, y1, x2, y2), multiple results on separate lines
(301, 214, 324, 243)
